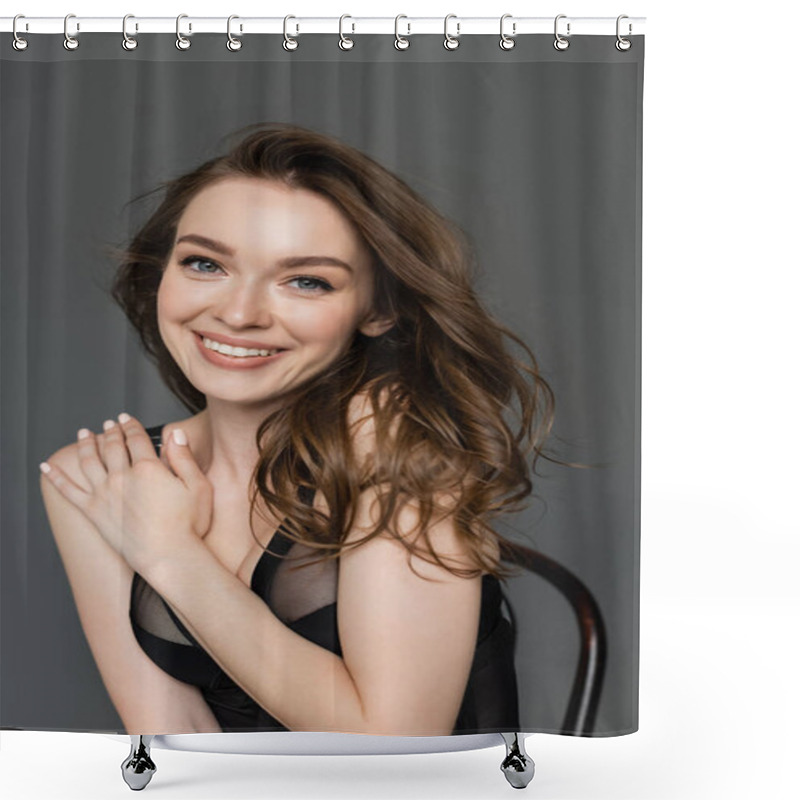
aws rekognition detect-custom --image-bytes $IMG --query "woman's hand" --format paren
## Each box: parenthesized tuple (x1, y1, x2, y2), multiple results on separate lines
(39, 413, 214, 576)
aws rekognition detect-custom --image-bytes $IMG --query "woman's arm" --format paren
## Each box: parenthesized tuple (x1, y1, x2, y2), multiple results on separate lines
(339, 388, 486, 733)
(40, 441, 222, 735)
(337, 489, 483, 735)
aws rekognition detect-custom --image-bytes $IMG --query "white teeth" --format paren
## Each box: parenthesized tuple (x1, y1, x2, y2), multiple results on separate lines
(202, 337, 277, 358)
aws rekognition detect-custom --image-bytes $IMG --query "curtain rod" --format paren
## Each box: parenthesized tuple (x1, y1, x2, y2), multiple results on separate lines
(1, 16, 646, 37)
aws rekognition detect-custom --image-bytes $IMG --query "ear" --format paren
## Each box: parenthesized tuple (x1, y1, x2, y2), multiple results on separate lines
(358, 312, 395, 338)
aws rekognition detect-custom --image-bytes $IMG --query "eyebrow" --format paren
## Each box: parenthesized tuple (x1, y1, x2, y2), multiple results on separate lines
(175, 234, 353, 272)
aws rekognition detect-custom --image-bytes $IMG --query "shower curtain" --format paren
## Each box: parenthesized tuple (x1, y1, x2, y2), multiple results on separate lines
(0, 25, 643, 738)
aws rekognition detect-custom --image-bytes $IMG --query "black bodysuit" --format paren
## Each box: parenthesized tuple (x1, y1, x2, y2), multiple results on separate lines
(129, 424, 520, 734)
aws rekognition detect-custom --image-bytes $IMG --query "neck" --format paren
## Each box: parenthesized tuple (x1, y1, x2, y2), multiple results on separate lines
(193, 399, 282, 486)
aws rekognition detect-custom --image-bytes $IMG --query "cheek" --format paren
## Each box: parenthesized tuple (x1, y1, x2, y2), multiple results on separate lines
(157, 272, 199, 322)
(155, 274, 191, 346)
(156, 274, 178, 317)
(283, 299, 363, 343)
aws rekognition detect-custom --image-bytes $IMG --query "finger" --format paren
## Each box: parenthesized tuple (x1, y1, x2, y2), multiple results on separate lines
(99, 419, 131, 474)
(164, 429, 207, 488)
(39, 459, 92, 512)
(94, 427, 108, 467)
(116, 413, 160, 464)
(76, 428, 111, 486)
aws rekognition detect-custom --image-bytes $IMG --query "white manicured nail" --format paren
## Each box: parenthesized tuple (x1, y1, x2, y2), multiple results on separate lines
(173, 428, 187, 445)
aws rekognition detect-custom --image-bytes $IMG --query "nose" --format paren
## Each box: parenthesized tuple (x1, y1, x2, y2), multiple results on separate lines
(213, 279, 273, 329)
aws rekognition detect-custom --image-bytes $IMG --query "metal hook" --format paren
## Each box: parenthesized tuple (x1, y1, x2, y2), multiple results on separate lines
(122, 14, 138, 51)
(176, 14, 191, 50)
(394, 15, 410, 50)
(616, 15, 632, 51)
(443, 14, 460, 51)
(499, 14, 516, 51)
(553, 14, 570, 51)
(339, 14, 355, 50)
(227, 15, 242, 51)
(283, 15, 299, 51)
(12, 14, 28, 51)
(63, 13, 79, 51)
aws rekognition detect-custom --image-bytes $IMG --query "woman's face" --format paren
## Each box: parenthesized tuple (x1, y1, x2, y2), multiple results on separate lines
(157, 176, 391, 407)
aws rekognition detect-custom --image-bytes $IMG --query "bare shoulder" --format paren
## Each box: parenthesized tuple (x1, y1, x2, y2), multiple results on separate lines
(344, 387, 499, 574)
(346, 384, 403, 470)
(342, 485, 489, 578)
(346, 384, 394, 430)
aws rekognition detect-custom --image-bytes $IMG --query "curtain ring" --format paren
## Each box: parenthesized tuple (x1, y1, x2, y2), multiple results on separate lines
(553, 14, 570, 51)
(12, 14, 28, 51)
(339, 15, 355, 50)
(283, 15, 299, 51)
(615, 15, 632, 51)
(394, 15, 410, 50)
(499, 14, 516, 50)
(122, 15, 138, 51)
(443, 14, 460, 51)
(227, 15, 242, 51)
(63, 13, 79, 51)
(176, 14, 191, 50)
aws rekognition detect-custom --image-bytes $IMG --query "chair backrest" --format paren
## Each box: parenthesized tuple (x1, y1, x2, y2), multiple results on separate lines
(499, 540, 608, 735)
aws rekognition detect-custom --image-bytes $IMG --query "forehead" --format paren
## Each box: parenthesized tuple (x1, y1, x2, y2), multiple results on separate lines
(177, 176, 367, 254)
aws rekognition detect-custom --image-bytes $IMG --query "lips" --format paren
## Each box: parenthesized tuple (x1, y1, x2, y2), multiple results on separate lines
(193, 332, 287, 370)
(193, 329, 284, 351)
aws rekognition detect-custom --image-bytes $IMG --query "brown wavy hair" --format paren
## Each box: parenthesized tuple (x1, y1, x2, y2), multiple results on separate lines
(111, 122, 573, 582)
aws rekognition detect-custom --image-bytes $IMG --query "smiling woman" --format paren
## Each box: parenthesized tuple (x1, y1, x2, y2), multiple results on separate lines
(39, 122, 559, 737)
(155, 176, 390, 410)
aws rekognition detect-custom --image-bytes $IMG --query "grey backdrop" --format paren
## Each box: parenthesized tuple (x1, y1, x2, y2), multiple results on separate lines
(0, 32, 643, 735)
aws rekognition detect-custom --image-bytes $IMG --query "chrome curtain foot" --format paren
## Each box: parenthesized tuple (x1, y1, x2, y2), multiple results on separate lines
(500, 732, 535, 789)
(121, 735, 157, 791)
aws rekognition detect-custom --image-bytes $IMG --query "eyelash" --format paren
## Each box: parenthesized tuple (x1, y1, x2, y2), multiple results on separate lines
(178, 256, 334, 293)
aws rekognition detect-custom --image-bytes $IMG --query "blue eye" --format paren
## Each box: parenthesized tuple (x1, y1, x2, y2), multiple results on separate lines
(288, 276, 334, 292)
(179, 256, 222, 274)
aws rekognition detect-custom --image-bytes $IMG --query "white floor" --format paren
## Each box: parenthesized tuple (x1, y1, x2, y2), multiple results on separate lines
(2, 596, 797, 799)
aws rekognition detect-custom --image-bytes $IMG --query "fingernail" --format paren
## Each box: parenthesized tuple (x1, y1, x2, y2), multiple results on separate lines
(103, 419, 115, 431)
(173, 428, 187, 446)
(39, 462, 51, 474)
(78, 428, 91, 439)
(118, 412, 131, 424)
